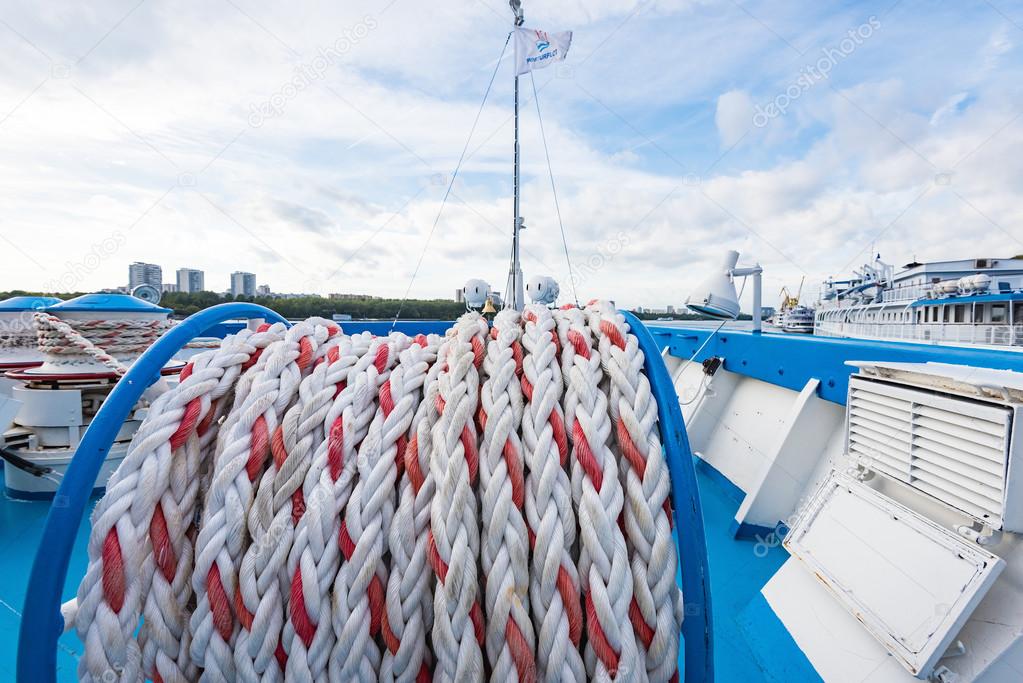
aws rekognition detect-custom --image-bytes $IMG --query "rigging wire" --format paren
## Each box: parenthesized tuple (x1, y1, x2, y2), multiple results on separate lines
(530, 71, 580, 307)
(391, 32, 512, 328)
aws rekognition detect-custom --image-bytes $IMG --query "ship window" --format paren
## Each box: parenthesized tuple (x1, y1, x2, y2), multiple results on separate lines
(954, 305, 965, 323)
(943, 307, 951, 323)
(1014, 302, 1023, 324)
(992, 304, 1007, 323)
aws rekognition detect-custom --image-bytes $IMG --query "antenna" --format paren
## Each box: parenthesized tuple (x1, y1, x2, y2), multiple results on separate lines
(506, 0, 525, 309)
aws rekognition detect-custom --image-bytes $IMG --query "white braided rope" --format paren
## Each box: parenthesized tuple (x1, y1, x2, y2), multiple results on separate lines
(71, 308, 687, 683)
(234, 321, 343, 683)
(555, 307, 640, 681)
(73, 324, 286, 683)
(190, 320, 332, 682)
(0, 313, 36, 348)
(33, 313, 165, 375)
(331, 334, 447, 682)
(479, 309, 535, 681)
(138, 431, 201, 683)
(588, 301, 681, 682)
(522, 305, 584, 683)
(382, 336, 447, 683)
(282, 336, 389, 683)
(430, 313, 487, 682)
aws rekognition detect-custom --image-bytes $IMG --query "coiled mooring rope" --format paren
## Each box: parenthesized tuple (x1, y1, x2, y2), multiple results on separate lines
(71, 305, 683, 682)
(33, 313, 173, 375)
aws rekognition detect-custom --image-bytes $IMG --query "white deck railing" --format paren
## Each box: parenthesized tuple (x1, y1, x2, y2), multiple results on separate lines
(815, 321, 1023, 348)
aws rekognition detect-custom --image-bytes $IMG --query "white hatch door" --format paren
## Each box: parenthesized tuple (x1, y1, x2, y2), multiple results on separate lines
(784, 473, 1005, 678)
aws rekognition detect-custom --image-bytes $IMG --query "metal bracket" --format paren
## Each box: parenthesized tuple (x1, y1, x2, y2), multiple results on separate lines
(956, 520, 1003, 547)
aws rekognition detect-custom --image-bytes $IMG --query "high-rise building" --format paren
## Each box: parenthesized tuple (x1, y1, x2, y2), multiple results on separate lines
(455, 288, 464, 303)
(230, 272, 257, 297)
(176, 268, 205, 293)
(256, 284, 271, 296)
(129, 262, 162, 289)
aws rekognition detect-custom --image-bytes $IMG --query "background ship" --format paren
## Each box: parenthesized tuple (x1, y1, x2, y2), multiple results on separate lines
(817, 256, 1023, 350)
(774, 278, 816, 334)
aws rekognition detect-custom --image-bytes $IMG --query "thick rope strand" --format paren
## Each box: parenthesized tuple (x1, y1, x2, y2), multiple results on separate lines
(479, 309, 536, 682)
(522, 305, 584, 683)
(555, 307, 641, 681)
(382, 336, 446, 683)
(430, 313, 488, 682)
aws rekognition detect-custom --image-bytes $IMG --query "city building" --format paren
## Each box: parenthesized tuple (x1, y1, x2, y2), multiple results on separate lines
(256, 284, 271, 296)
(129, 262, 162, 289)
(176, 268, 205, 293)
(230, 272, 257, 297)
(161, 283, 178, 293)
(455, 288, 464, 303)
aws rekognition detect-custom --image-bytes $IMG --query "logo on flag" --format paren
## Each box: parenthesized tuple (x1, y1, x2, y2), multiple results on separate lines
(514, 27, 572, 76)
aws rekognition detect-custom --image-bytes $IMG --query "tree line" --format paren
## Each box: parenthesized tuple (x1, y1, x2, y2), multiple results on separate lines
(2, 290, 721, 321)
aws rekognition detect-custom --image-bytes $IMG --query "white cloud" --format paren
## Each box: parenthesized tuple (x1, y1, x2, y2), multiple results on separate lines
(930, 91, 971, 126)
(0, 1, 1020, 312)
(714, 89, 754, 147)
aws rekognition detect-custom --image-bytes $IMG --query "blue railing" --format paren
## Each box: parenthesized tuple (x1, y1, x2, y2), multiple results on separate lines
(19, 307, 713, 682)
(624, 312, 713, 683)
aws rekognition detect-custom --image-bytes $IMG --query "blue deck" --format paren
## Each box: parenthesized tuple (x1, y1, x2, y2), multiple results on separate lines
(0, 495, 88, 680)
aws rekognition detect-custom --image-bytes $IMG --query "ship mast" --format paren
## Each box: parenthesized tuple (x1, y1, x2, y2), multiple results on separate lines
(507, 0, 525, 310)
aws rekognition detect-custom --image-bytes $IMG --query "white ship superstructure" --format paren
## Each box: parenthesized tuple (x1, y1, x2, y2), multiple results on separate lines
(816, 257, 1023, 349)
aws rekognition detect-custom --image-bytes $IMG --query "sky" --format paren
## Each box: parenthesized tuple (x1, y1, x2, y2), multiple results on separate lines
(1, 0, 1022, 310)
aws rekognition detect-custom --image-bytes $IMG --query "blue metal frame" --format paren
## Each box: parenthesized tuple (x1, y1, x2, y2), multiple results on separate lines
(624, 312, 713, 683)
(18, 307, 715, 683)
(652, 325, 1023, 405)
(18, 303, 288, 683)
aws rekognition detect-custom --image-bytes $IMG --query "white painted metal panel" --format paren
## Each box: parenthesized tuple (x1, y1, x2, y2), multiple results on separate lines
(785, 473, 1004, 678)
(11, 385, 82, 427)
(847, 376, 1013, 528)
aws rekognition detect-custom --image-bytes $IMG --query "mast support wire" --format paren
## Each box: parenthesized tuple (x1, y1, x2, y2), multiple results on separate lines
(392, 32, 512, 327)
(530, 72, 579, 307)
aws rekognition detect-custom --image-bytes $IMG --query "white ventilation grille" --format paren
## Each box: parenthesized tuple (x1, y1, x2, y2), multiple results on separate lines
(848, 376, 1012, 528)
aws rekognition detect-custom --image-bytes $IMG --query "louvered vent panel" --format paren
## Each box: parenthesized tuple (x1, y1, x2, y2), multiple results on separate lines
(847, 377, 1011, 527)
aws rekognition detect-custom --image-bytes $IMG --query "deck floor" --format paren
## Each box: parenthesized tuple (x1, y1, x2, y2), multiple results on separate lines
(694, 460, 821, 682)
(0, 461, 816, 681)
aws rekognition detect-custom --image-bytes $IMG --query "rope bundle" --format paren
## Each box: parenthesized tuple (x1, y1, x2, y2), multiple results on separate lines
(72, 305, 682, 682)
(34, 313, 173, 375)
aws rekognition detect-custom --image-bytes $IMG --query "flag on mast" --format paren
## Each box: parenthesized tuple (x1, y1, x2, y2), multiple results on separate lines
(514, 27, 572, 75)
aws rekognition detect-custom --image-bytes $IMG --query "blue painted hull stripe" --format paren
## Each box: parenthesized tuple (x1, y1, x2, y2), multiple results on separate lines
(652, 325, 1023, 405)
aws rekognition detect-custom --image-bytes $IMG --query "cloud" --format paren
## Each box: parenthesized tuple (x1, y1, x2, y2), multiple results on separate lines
(269, 200, 333, 234)
(715, 89, 754, 147)
(0, 1, 1020, 312)
(930, 91, 973, 126)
